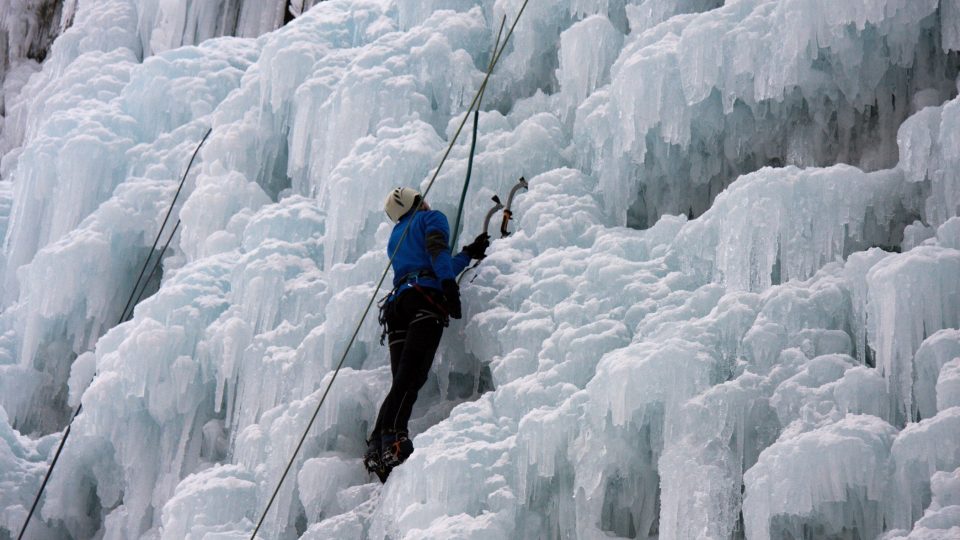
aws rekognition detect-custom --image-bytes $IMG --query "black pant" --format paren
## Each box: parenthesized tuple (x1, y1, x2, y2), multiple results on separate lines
(372, 288, 445, 436)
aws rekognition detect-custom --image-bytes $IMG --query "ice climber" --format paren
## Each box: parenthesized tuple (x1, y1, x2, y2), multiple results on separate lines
(364, 187, 490, 481)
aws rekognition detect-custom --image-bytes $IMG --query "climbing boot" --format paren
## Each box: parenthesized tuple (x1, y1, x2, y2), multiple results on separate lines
(380, 430, 414, 469)
(364, 436, 388, 482)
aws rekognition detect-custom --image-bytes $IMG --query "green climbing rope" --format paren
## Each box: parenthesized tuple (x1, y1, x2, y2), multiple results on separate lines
(451, 15, 505, 253)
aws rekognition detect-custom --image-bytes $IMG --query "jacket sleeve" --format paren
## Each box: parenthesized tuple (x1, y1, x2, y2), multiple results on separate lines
(451, 251, 471, 275)
(422, 211, 461, 281)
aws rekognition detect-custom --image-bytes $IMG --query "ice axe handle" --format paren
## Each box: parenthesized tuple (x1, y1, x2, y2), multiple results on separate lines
(483, 195, 504, 236)
(500, 176, 527, 238)
(499, 209, 513, 238)
(506, 176, 528, 208)
(458, 195, 503, 286)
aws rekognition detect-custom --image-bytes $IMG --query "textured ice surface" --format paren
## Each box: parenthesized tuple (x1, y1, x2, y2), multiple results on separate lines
(888, 407, 960, 531)
(885, 467, 960, 540)
(867, 248, 960, 424)
(914, 329, 960, 419)
(0, 0, 959, 539)
(159, 464, 257, 540)
(938, 359, 960, 413)
(673, 164, 918, 292)
(576, 0, 958, 227)
(743, 414, 896, 540)
(0, 0, 67, 145)
(0, 406, 58, 537)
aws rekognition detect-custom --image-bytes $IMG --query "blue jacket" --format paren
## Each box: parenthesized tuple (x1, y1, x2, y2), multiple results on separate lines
(388, 209, 470, 296)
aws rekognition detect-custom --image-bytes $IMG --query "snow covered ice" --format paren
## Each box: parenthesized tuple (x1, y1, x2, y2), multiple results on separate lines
(0, 0, 960, 538)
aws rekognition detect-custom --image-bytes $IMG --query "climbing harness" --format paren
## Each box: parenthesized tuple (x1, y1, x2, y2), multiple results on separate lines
(377, 269, 448, 345)
(500, 176, 527, 238)
(409, 284, 450, 321)
(249, 2, 530, 537)
(17, 127, 213, 540)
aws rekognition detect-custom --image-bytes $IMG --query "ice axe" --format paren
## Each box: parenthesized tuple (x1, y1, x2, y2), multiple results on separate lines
(499, 176, 527, 238)
(483, 195, 505, 236)
(458, 195, 504, 285)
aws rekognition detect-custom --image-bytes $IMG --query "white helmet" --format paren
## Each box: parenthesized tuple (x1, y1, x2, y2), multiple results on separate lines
(384, 187, 421, 222)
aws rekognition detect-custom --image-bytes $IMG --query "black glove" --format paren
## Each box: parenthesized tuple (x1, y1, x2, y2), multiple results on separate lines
(441, 279, 462, 319)
(462, 233, 490, 260)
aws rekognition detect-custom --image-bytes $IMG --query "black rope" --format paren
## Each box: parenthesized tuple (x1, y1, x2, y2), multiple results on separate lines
(17, 416, 75, 540)
(119, 127, 212, 324)
(17, 127, 212, 540)
(248, 2, 530, 537)
(130, 219, 180, 312)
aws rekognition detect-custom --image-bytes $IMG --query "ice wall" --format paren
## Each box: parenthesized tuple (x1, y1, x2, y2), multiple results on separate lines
(0, 0, 68, 132)
(1, 0, 959, 539)
(0, 25, 259, 434)
(0, 405, 59, 537)
(140, 0, 331, 57)
(673, 164, 918, 292)
(575, 0, 958, 227)
(883, 467, 960, 540)
(0, 0, 318, 154)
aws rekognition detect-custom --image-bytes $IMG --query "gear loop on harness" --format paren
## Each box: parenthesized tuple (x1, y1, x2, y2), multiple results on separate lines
(378, 270, 449, 344)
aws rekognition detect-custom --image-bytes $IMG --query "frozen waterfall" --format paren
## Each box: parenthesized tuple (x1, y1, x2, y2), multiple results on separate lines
(1, 0, 960, 539)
